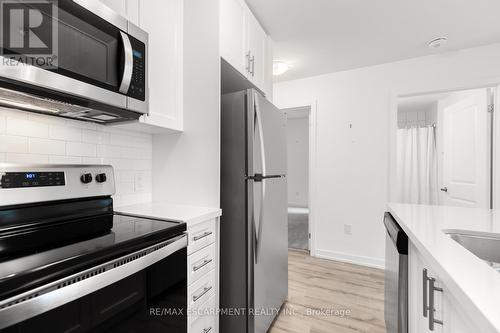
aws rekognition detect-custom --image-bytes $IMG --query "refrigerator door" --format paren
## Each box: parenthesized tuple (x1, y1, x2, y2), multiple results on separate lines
(247, 90, 288, 333)
(251, 177, 288, 333)
(251, 91, 287, 177)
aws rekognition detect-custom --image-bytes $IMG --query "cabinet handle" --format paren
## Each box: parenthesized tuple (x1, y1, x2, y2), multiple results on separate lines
(423, 269, 428, 318)
(246, 51, 251, 73)
(250, 55, 255, 77)
(423, 268, 443, 331)
(193, 285, 213, 302)
(203, 327, 213, 333)
(193, 231, 212, 242)
(428, 277, 443, 331)
(193, 258, 213, 272)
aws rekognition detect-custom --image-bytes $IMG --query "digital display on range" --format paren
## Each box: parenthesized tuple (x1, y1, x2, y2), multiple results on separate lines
(1, 172, 65, 188)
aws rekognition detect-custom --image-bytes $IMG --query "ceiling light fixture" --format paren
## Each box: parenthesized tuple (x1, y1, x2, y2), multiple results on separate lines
(273, 61, 290, 76)
(427, 37, 448, 49)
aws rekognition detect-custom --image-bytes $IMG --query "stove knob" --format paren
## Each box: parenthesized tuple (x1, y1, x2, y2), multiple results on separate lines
(80, 173, 93, 184)
(95, 173, 107, 183)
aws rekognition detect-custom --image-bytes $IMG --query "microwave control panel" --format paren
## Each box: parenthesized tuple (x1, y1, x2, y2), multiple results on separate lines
(128, 36, 146, 101)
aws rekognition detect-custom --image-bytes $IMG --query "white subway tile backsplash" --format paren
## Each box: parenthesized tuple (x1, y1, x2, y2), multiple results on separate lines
(29, 138, 66, 155)
(49, 124, 82, 142)
(116, 182, 135, 195)
(0, 135, 28, 153)
(0, 116, 5, 133)
(1, 111, 153, 203)
(96, 145, 121, 158)
(82, 157, 104, 164)
(0, 108, 28, 119)
(6, 117, 49, 138)
(82, 129, 110, 144)
(28, 113, 66, 125)
(66, 142, 96, 157)
(116, 171, 135, 183)
(6, 153, 49, 164)
(49, 155, 82, 164)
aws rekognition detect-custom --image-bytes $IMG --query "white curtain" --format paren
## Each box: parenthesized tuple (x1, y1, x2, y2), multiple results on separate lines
(396, 126, 439, 205)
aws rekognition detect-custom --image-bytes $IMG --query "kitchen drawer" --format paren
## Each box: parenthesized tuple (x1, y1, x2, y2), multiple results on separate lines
(188, 269, 215, 311)
(188, 219, 216, 254)
(188, 243, 216, 286)
(189, 295, 216, 333)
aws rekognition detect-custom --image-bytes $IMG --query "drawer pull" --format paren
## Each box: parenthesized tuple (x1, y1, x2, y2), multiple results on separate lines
(193, 231, 213, 242)
(203, 327, 213, 333)
(193, 286, 212, 302)
(193, 259, 213, 272)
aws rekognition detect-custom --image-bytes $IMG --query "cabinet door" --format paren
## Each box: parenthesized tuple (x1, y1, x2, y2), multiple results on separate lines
(442, 292, 483, 333)
(263, 35, 274, 101)
(409, 243, 443, 333)
(220, 0, 249, 75)
(247, 13, 267, 91)
(139, 0, 183, 131)
(99, 0, 127, 18)
(99, 0, 138, 24)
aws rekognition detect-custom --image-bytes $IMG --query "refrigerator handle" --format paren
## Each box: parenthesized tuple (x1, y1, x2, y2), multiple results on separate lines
(253, 90, 267, 263)
(254, 178, 266, 263)
(254, 90, 267, 176)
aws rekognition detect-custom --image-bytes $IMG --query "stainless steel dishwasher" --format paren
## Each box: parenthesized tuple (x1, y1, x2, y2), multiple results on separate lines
(384, 212, 408, 333)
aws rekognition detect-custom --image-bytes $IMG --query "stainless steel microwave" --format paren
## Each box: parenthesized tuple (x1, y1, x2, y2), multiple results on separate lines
(0, 0, 148, 124)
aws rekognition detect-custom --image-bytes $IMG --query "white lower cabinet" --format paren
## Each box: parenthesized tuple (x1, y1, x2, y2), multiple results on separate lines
(187, 218, 219, 333)
(190, 296, 216, 333)
(408, 243, 483, 333)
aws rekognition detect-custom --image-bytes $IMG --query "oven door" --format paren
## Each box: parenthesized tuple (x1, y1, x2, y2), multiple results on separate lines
(0, 235, 187, 333)
(0, 0, 147, 113)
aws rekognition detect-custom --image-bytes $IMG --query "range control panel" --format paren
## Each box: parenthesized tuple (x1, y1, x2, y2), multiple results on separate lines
(0, 165, 115, 206)
(1, 172, 65, 188)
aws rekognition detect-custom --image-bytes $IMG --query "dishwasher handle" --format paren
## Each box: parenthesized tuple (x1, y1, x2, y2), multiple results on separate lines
(384, 212, 408, 254)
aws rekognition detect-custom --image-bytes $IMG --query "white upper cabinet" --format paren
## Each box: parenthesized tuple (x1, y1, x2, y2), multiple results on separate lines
(246, 13, 267, 91)
(220, 0, 273, 98)
(99, 0, 183, 132)
(138, 0, 183, 132)
(220, 0, 248, 75)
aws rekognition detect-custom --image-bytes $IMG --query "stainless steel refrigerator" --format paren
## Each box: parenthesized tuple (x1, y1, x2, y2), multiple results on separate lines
(220, 89, 288, 333)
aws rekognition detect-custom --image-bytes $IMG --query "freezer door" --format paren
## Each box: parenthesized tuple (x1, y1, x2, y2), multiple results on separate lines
(251, 177, 288, 333)
(250, 90, 287, 177)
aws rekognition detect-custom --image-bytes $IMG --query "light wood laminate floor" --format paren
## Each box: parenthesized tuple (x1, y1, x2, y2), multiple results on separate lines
(269, 250, 386, 333)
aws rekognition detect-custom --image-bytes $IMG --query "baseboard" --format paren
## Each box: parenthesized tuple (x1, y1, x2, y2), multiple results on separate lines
(314, 249, 385, 270)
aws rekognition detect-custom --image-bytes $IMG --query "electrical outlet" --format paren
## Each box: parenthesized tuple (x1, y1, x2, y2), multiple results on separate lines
(134, 172, 145, 192)
(344, 224, 352, 235)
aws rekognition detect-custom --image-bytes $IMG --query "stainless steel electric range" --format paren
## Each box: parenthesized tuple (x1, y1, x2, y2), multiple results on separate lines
(0, 164, 187, 333)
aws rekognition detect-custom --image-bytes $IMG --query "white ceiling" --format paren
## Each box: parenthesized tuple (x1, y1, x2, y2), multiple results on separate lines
(245, 0, 500, 82)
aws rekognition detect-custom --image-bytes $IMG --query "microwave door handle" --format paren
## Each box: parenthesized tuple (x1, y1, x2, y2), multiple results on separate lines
(119, 31, 133, 94)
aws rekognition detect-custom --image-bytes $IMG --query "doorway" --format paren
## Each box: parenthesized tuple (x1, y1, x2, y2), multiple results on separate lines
(396, 87, 494, 208)
(284, 106, 310, 250)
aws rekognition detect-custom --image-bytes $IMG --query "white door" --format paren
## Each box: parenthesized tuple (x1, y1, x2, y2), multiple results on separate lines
(220, 0, 248, 75)
(441, 90, 490, 207)
(247, 13, 267, 91)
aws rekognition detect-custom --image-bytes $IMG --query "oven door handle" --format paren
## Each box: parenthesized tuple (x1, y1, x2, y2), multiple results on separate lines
(119, 31, 134, 94)
(0, 234, 187, 330)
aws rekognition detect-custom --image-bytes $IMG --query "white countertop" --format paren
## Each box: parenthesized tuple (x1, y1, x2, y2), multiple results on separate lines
(388, 203, 500, 332)
(116, 202, 221, 226)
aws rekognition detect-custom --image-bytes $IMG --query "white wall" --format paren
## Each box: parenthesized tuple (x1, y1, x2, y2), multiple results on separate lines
(287, 116, 309, 208)
(152, 0, 220, 207)
(0, 108, 153, 207)
(274, 43, 500, 268)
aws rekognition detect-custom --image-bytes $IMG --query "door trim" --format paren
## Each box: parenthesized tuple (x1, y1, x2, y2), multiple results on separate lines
(282, 102, 318, 256)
